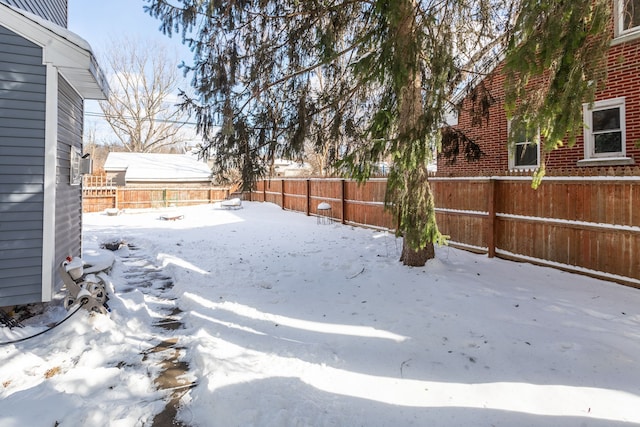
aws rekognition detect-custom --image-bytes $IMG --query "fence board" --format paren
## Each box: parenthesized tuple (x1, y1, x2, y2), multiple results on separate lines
(82, 184, 231, 212)
(437, 211, 487, 250)
(344, 200, 395, 229)
(344, 179, 387, 203)
(310, 179, 342, 200)
(263, 180, 283, 206)
(431, 179, 491, 212)
(83, 195, 116, 212)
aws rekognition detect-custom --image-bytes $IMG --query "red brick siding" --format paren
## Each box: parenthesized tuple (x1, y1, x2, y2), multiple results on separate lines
(438, 30, 640, 176)
(439, 66, 509, 175)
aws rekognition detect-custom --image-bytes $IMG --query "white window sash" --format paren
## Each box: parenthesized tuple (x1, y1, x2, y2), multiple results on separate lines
(507, 120, 540, 169)
(583, 97, 626, 160)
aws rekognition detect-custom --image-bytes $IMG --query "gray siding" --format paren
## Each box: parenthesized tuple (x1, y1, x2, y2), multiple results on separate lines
(0, 0, 67, 27)
(54, 75, 83, 292)
(0, 25, 46, 305)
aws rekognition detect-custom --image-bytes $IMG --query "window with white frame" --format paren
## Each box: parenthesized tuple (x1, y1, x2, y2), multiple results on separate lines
(582, 97, 626, 160)
(508, 119, 539, 169)
(70, 146, 82, 186)
(616, 0, 640, 37)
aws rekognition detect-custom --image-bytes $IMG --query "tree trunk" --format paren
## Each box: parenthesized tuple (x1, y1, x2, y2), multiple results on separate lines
(395, 0, 437, 267)
(398, 169, 437, 267)
(400, 237, 434, 267)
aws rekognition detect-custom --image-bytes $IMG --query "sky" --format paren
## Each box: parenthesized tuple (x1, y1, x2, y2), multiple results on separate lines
(67, 1, 197, 146)
(2, 202, 640, 426)
(68, 0, 170, 50)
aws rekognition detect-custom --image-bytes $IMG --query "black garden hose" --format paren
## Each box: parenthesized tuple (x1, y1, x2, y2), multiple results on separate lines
(0, 301, 87, 346)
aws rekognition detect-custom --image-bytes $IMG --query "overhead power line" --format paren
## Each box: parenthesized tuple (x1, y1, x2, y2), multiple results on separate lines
(84, 111, 199, 126)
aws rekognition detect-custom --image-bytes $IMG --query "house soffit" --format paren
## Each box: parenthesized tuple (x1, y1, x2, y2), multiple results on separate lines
(0, 2, 109, 100)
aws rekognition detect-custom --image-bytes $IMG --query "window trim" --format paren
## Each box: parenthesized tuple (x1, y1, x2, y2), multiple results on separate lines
(582, 97, 627, 161)
(507, 120, 540, 170)
(70, 146, 82, 186)
(614, 0, 640, 42)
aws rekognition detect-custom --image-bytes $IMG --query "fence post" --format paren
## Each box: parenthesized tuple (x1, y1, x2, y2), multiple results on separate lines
(281, 179, 285, 209)
(341, 179, 346, 224)
(306, 179, 311, 216)
(487, 178, 497, 258)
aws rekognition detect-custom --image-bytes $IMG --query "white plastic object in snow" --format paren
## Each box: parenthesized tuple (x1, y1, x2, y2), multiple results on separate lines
(317, 202, 332, 225)
(76, 288, 92, 305)
(220, 198, 242, 209)
(59, 250, 114, 316)
(64, 257, 84, 280)
(82, 250, 116, 274)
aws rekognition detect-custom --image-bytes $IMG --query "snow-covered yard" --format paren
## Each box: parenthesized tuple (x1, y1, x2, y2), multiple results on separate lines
(2, 202, 640, 427)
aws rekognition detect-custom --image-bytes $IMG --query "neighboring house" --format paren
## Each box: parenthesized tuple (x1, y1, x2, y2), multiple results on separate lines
(0, 1, 108, 307)
(103, 152, 213, 187)
(270, 159, 313, 177)
(438, 0, 640, 175)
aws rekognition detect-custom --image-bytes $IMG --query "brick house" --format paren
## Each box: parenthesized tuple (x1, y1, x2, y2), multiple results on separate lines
(438, 0, 640, 176)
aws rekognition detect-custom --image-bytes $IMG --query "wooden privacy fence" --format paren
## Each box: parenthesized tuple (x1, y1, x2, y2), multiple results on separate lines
(251, 178, 395, 230)
(251, 176, 640, 288)
(82, 176, 232, 213)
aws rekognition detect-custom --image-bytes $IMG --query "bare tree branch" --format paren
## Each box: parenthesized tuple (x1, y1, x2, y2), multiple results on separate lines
(98, 37, 191, 153)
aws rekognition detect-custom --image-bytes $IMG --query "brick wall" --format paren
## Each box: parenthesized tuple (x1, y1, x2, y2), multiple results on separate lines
(438, 29, 640, 176)
(439, 65, 509, 175)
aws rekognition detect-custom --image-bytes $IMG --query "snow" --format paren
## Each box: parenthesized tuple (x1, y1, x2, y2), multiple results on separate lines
(435, 207, 488, 216)
(2, 202, 640, 427)
(103, 152, 212, 182)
